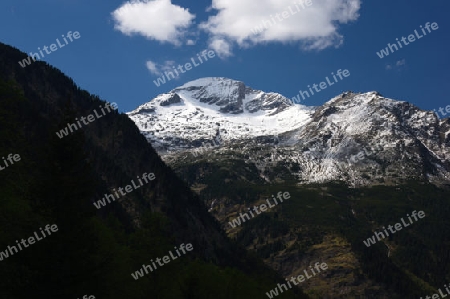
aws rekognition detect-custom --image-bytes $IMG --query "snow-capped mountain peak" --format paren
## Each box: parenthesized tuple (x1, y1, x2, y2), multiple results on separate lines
(127, 77, 313, 151)
(127, 78, 450, 187)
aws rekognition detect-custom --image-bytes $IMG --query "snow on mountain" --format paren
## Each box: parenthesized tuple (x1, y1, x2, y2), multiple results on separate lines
(280, 91, 450, 185)
(127, 77, 450, 186)
(127, 77, 313, 152)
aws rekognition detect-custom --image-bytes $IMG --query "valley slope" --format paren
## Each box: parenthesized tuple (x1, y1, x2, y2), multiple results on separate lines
(128, 77, 450, 298)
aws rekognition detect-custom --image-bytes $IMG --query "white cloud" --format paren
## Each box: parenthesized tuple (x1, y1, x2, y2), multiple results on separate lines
(186, 39, 196, 45)
(209, 38, 233, 58)
(396, 59, 406, 66)
(146, 60, 176, 76)
(200, 0, 361, 54)
(146, 60, 161, 75)
(112, 0, 195, 45)
(386, 59, 406, 70)
(301, 32, 344, 50)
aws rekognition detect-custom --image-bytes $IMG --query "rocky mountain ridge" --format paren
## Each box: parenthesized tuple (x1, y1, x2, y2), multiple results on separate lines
(127, 77, 450, 187)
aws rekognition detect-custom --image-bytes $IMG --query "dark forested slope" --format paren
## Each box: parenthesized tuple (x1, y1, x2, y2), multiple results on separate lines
(0, 42, 308, 299)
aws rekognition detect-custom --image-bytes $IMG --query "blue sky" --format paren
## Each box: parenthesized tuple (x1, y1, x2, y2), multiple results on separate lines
(0, 0, 449, 115)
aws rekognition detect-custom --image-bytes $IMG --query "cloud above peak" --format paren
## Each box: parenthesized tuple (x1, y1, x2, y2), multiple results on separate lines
(111, 0, 361, 56)
(111, 0, 195, 45)
(146, 59, 175, 76)
(200, 0, 361, 56)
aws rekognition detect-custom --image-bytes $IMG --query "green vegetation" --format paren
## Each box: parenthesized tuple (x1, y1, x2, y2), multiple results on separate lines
(176, 154, 450, 297)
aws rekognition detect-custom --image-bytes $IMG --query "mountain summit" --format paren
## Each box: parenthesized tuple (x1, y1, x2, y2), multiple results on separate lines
(127, 77, 450, 186)
(127, 77, 312, 150)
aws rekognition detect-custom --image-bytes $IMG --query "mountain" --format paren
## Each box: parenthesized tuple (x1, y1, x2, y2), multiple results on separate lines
(2, 39, 448, 298)
(128, 77, 312, 151)
(0, 42, 307, 299)
(128, 77, 450, 187)
(127, 77, 450, 298)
